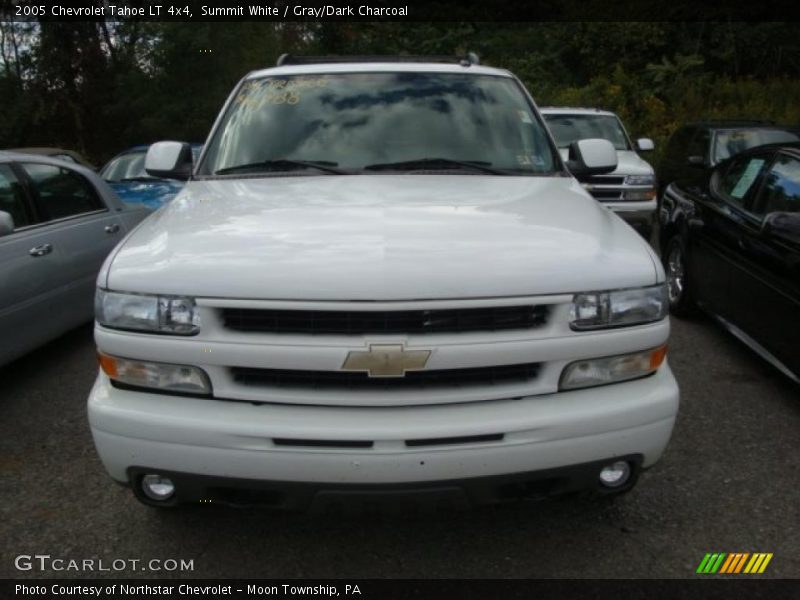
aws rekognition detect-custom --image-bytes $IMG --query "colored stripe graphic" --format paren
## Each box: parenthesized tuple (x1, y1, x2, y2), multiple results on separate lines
(696, 554, 713, 573)
(757, 553, 773, 573)
(719, 554, 736, 573)
(697, 553, 727, 573)
(744, 554, 760, 573)
(720, 553, 741, 573)
(698, 553, 773, 574)
(733, 553, 749, 573)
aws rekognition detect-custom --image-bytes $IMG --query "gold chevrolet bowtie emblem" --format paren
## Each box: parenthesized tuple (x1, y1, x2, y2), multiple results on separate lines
(342, 344, 431, 378)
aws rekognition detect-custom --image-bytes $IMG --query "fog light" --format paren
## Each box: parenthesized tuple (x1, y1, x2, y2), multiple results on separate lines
(141, 474, 175, 501)
(599, 461, 631, 488)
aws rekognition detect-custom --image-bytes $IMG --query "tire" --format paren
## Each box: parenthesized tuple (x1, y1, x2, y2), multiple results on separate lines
(662, 235, 696, 317)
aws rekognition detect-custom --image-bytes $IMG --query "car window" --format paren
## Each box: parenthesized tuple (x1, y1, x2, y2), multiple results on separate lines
(21, 163, 104, 221)
(544, 114, 630, 151)
(713, 129, 800, 164)
(54, 154, 76, 163)
(0, 164, 32, 228)
(201, 72, 558, 175)
(754, 154, 800, 215)
(717, 155, 770, 209)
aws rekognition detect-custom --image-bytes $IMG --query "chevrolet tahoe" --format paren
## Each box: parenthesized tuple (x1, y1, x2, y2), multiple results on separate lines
(88, 55, 679, 509)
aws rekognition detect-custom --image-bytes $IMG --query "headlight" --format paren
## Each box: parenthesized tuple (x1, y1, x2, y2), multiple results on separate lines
(95, 289, 200, 335)
(99, 353, 211, 395)
(624, 174, 655, 186)
(623, 189, 656, 201)
(560, 345, 667, 390)
(570, 284, 668, 330)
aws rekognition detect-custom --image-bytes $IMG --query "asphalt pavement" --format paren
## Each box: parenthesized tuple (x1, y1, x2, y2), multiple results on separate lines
(1, 314, 798, 579)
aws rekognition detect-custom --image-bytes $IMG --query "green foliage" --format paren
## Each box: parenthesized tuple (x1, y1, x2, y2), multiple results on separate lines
(0, 21, 798, 165)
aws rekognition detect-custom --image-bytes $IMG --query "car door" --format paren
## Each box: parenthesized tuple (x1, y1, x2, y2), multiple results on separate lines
(686, 151, 772, 321)
(734, 152, 800, 377)
(0, 163, 68, 366)
(19, 161, 127, 335)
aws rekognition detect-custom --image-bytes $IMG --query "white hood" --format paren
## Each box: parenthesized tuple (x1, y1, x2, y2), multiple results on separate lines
(104, 175, 660, 300)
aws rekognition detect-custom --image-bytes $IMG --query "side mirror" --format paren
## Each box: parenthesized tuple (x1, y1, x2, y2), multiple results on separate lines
(145, 141, 193, 181)
(567, 138, 618, 180)
(761, 211, 800, 245)
(636, 138, 655, 152)
(687, 155, 706, 168)
(0, 211, 14, 236)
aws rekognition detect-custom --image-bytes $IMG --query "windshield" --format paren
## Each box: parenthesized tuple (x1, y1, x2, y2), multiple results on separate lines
(543, 114, 631, 151)
(713, 129, 800, 163)
(199, 72, 558, 176)
(101, 151, 146, 181)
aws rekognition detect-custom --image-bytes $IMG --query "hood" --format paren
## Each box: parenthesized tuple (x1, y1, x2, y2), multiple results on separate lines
(104, 175, 659, 300)
(558, 149, 654, 177)
(109, 179, 185, 211)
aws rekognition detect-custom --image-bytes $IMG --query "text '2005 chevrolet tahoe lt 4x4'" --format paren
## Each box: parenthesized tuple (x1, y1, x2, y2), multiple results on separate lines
(88, 54, 679, 510)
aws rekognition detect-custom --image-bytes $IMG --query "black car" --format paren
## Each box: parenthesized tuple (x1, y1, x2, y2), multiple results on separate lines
(659, 142, 800, 383)
(658, 121, 799, 197)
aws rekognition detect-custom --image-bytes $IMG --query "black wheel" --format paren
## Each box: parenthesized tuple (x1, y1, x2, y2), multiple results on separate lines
(663, 235, 695, 317)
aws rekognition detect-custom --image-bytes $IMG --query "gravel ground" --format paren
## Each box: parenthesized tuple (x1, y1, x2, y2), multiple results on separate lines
(1, 314, 798, 579)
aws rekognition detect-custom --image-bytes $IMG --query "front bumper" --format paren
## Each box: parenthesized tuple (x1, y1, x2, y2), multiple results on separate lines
(88, 365, 679, 505)
(125, 456, 644, 510)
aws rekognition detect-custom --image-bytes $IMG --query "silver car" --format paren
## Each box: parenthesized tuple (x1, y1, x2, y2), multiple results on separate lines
(0, 152, 149, 367)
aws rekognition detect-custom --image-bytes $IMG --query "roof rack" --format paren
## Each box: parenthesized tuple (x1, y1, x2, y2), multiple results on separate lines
(275, 53, 480, 67)
(539, 106, 611, 112)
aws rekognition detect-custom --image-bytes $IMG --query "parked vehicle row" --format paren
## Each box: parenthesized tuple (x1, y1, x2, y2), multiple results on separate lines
(2, 54, 797, 515)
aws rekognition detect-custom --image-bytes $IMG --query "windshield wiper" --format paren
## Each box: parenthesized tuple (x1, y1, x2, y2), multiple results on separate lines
(214, 159, 344, 176)
(363, 158, 506, 175)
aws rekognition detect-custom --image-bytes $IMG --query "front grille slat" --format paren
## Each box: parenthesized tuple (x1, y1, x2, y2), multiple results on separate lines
(231, 363, 541, 391)
(221, 305, 549, 335)
(589, 190, 624, 200)
(584, 175, 625, 185)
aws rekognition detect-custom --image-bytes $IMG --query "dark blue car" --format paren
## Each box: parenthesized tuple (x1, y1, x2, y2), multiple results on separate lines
(100, 144, 202, 210)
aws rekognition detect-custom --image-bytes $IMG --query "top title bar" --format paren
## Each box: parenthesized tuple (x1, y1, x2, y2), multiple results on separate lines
(1, 0, 799, 21)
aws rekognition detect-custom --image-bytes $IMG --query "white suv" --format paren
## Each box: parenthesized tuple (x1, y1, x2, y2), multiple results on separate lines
(541, 107, 657, 239)
(88, 55, 679, 510)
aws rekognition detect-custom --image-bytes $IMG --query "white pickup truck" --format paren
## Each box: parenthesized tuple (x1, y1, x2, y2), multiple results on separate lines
(88, 55, 679, 510)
